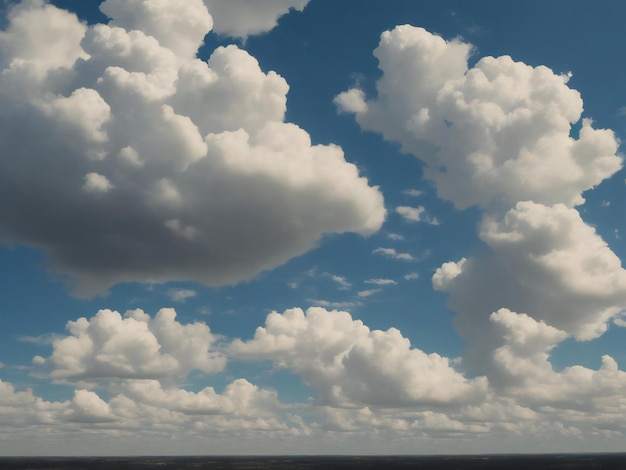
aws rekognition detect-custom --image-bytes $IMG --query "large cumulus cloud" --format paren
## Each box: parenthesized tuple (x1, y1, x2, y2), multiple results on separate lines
(335, 25, 621, 210)
(231, 307, 488, 408)
(0, 0, 385, 296)
(336, 23, 626, 414)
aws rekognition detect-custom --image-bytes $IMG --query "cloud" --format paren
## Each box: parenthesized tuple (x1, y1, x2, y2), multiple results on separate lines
(323, 273, 352, 290)
(0, 1, 385, 297)
(0, 376, 298, 444)
(40, 308, 225, 380)
(404, 272, 419, 281)
(372, 247, 415, 261)
(204, 0, 309, 39)
(336, 25, 621, 210)
(167, 288, 197, 302)
(435, 202, 626, 344)
(357, 288, 381, 298)
(403, 189, 423, 197)
(364, 278, 397, 286)
(488, 309, 626, 415)
(396, 205, 439, 225)
(231, 307, 488, 408)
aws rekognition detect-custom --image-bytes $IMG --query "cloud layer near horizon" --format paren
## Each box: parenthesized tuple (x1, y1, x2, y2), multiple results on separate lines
(0, 0, 384, 296)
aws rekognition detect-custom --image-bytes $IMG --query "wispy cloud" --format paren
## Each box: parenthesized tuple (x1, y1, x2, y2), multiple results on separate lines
(404, 272, 419, 280)
(167, 288, 197, 302)
(372, 247, 415, 261)
(364, 278, 398, 286)
(17, 333, 62, 345)
(357, 288, 382, 298)
(307, 299, 361, 310)
(323, 273, 352, 290)
(403, 188, 423, 197)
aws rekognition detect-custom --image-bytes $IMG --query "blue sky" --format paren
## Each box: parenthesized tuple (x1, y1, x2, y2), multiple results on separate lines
(2, 0, 626, 456)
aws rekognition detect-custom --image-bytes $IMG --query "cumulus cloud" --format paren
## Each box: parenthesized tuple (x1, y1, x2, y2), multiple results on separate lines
(338, 25, 626, 415)
(204, 0, 309, 39)
(435, 203, 626, 344)
(41, 308, 224, 380)
(489, 309, 626, 416)
(0, 0, 385, 296)
(336, 25, 621, 210)
(231, 307, 488, 408)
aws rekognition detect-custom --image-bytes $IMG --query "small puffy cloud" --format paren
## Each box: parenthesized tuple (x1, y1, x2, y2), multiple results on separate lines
(333, 88, 367, 114)
(42, 308, 224, 380)
(432, 258, 466, 291)
(167, 288, 197, 302)
(404, 272, 419, 281)
(204, 0, 309, 39)
(231, 307, 488, 408)
(82, 172, 113, 193)
(372, 247, 415, 261)
(0, 1, 385, 297)
(396, 205, 425, 222)
(337, 25, 622, 210)
(396, 205, 439, 225)
(364, 278, 397, 286)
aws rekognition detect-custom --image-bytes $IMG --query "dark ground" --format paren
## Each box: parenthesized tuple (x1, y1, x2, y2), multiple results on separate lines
(1, 454, 625, 470)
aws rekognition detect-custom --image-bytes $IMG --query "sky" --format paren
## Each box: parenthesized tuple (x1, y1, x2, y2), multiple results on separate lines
(2, 0, 626, 457)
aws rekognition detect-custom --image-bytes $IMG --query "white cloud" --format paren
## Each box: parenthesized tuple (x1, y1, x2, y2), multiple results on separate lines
(167, 288, 197, 302)
(323, 273, 352, 290)
(231, 307, 488, 408)
(404, 272, 419, 281)
(204, 0, 309, 39)
(488, 309, 626, 415)
(372, 247, 415, 261)
(100, 0, 213, 58)
(82, 172, 113, 193)
(364, 278, 397, 286)
(336, 25, 622, 210)
(357, 288, 381, 298)
(386, 233, 404, 241)
(396, 205, 439, 225)
(0, 1, 385, 297)
(438, 203, 626, 343)
(396, 205, 425, 222)
(42, 308, 225, 380)
(403, 189, 423, 197)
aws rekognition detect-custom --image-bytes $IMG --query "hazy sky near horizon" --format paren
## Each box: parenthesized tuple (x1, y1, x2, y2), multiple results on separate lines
(2, 0, 626, 456)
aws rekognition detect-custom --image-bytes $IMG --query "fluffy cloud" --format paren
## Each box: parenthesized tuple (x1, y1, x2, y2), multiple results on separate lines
(231, 307, 488, 408)
(489, 309, 626, 419)
(435, 202, 626, 344)
(396, 205, 439, 225)
(41, 308, 224, 380)
(0, 1, 385, 296)
(336, 25, 621, 210)
(204, 0, 309, 39)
